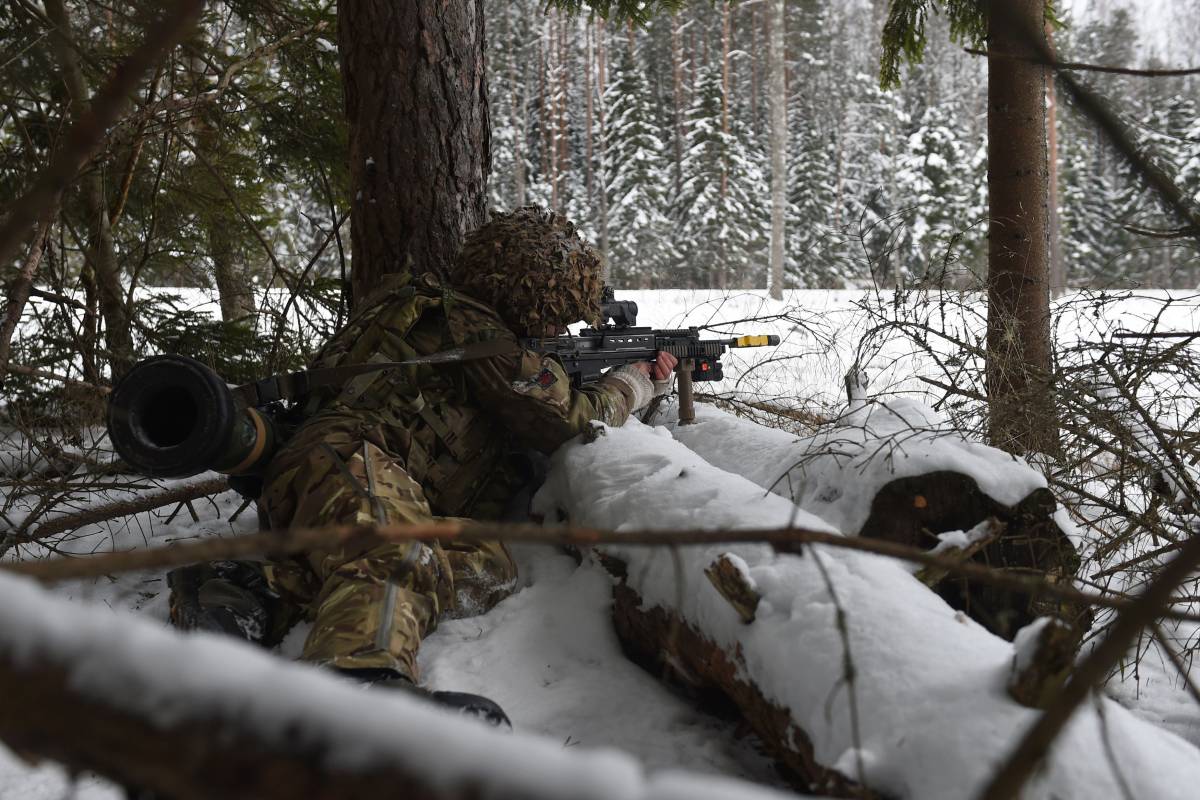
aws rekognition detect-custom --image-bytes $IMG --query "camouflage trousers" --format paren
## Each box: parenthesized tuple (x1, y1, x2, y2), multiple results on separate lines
(258, 412, 517, 681)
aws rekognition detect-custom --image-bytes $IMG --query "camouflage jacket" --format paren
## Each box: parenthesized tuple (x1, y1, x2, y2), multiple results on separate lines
(296, 271, 647, 518)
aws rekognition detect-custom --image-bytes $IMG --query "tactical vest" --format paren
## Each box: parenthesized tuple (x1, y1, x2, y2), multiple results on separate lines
(302, 271, 509, 518)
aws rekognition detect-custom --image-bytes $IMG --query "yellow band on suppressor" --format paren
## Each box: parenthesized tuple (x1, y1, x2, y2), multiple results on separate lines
(734, 335, 772, 347)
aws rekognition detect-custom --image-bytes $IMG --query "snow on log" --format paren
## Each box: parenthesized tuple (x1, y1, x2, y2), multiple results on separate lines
(0, 572, 802, 800)
(665, 401, 1088, 639)
(533, 420, 1200, 799)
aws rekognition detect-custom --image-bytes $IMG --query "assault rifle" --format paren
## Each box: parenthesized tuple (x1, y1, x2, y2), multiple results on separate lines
(522, 287, 779, 423)
(106, 287, 778, 478)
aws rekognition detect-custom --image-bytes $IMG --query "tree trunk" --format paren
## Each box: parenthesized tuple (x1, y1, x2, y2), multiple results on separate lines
(749, 3, 760, 134)
(767, 0, 786, 300)
(595, 22, 610, 264)
(986, 0, 1057, 456)
(45, 0, 135, 379)
(0, 214, 54, 385)
(209, 225, 256, 325)
(1046, 23, 1065, 297)
(585, 23, 595, 214)
(556, 14, 569, 212)
(337, 0, 489, 302)
(718, 4, 732, 291)
(671, 14, 685, 201)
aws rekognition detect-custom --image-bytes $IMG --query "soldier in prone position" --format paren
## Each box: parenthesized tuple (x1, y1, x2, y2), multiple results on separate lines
(172, 207, 677, 725)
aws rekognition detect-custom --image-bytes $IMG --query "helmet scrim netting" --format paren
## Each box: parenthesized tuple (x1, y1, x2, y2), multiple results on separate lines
(452, 206, 602, 336)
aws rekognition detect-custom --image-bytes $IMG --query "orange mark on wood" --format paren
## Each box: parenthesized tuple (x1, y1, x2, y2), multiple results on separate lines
(913, 495, 928, 509)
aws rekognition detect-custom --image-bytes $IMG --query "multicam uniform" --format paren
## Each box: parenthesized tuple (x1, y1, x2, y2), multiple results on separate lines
(256, 270, 651, 681)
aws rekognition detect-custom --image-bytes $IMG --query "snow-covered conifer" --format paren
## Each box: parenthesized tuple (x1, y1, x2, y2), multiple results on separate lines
(602, 43, 671, 287)
(673, 63, 767, 288)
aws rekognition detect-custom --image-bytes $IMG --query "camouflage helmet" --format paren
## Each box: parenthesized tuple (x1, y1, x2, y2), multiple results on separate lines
(452, 206, 602, 337)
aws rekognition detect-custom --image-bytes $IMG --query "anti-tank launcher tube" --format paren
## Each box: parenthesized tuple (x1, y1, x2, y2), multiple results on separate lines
(107, 354, 283, 479)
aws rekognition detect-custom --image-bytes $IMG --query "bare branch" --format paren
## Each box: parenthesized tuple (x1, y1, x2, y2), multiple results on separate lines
(16, 478, 230, 544)
(981, 532, 1200, 799)
(8, 519, 1200, 623)
(964, 48, 1200, 78)
(0, 0, 206, 269)
(1, 363, 111, 394)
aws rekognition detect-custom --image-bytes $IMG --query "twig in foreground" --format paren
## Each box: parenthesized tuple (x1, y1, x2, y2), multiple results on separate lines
(5, 519, 1199, 623)
(981, 530, 1200, 799)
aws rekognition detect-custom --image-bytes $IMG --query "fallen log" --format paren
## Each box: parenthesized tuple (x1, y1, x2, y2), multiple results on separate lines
(534, 420, 1200, 799)
(1007, 617, 1077, 709)
(666, 402, 1091, 640)
(609, 575, 876, 798)
(855, 470, 1088, 639)
(0, 653, 445, 800)
(705, 552, 760, 624)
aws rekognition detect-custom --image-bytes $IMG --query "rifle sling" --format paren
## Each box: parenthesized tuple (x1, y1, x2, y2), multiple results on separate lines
(234, 338, 520, 407)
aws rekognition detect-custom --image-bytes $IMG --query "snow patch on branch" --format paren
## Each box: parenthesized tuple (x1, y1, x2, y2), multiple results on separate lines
(0, 570, 795, 800)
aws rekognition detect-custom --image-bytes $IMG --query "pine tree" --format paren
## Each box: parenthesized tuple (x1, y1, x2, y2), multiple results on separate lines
(894, 102, 985, 283)
(602, 43, 671, 287)
(673, 63, 767, 288)
(488, 0, 540, 211)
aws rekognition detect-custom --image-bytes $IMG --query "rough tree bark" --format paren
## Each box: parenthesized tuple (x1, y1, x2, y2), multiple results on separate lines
(986, 0, 1057, 456)
(766, 0, 786, 301)
(337, 0, 489, 303)
(609, 580, 876, 799)
(209, 224, 256, 325)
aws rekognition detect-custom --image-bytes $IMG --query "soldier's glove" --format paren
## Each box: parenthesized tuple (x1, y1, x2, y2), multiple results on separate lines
(606, 364, 655, 412)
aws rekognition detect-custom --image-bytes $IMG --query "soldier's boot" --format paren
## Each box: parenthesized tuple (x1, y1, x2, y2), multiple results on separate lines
(337, 667, 513, 730)
(167, 560, 287, 647)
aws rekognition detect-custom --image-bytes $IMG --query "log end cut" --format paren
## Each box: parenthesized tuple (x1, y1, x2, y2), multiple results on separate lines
(857, 471, 1091, 641)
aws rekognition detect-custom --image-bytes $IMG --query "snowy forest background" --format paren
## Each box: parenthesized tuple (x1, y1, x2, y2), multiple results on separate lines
(488, 0, 1200, 292)
(3, 0, 1197, 331)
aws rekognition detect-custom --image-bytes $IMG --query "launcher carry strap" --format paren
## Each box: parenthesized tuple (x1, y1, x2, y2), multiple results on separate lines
(233, 338, 520, 406)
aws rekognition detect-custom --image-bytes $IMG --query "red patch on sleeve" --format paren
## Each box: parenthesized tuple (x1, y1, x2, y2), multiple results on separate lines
(535, 368, 557, 388)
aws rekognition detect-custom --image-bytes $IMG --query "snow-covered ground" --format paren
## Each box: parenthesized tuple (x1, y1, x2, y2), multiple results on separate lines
(3, 288, 1200, 797)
